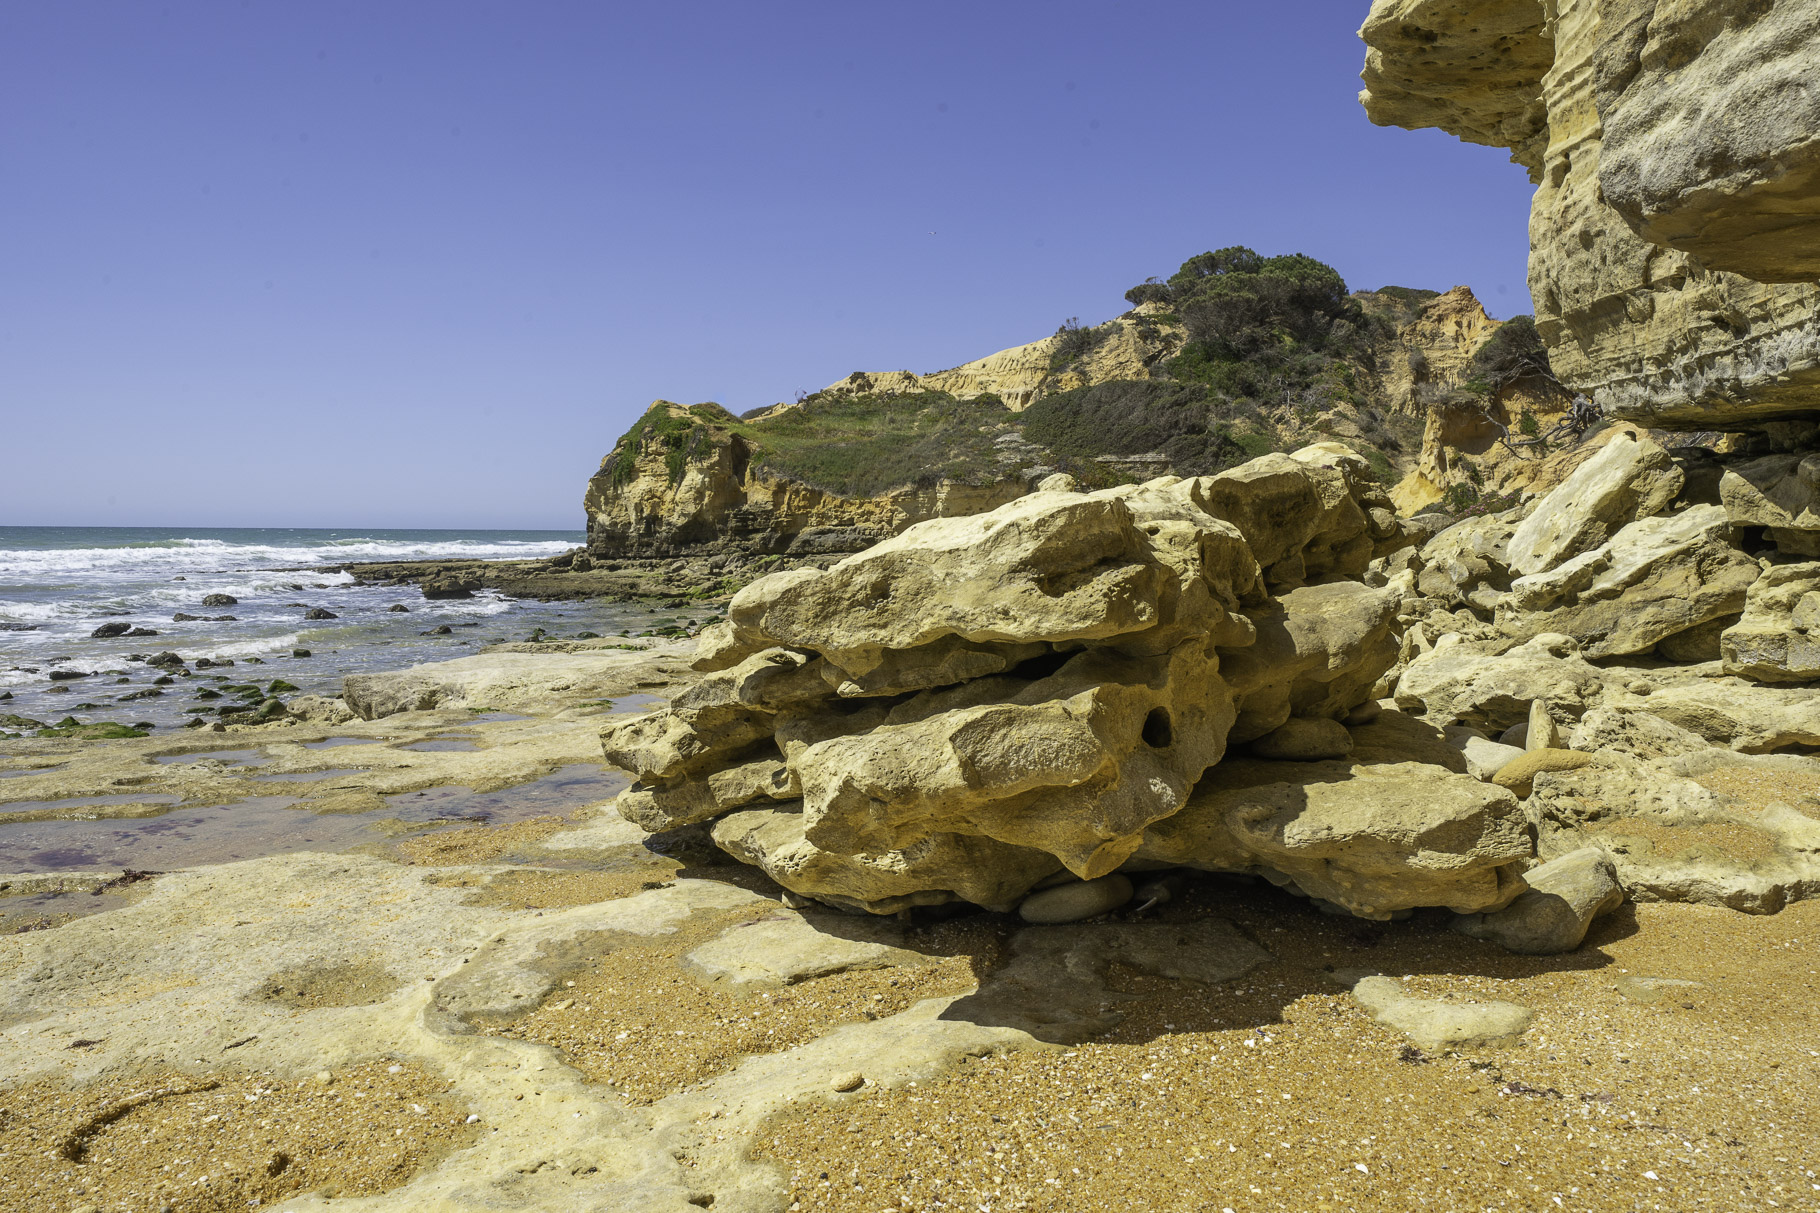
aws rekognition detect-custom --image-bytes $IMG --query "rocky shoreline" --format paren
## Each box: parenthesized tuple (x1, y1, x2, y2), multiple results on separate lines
(318, 550, 830, 608)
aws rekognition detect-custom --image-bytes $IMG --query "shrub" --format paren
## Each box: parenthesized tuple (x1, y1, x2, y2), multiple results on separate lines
(1021, 379, 1263, 477)
(1471, 315, 1553, 389)
(1049, 317, 1106, 370)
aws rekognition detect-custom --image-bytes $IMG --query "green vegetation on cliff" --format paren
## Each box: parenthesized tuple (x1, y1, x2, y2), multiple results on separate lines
(612, 392, 1041, 499)
(734, 390, 1020, 497)
(1021, 380, 1275, 477)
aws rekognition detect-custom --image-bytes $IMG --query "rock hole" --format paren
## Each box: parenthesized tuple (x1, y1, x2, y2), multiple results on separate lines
(1142, 708, 1174, 749)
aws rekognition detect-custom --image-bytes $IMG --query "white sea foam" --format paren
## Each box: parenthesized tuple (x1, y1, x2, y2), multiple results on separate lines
(0, 536, 574, 581)
(182, 633, 305, 661)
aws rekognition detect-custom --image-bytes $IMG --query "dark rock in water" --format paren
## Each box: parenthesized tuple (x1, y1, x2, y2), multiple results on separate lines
(283, 583, 304, 591)
(172, 576, 186, 581)
(148, 652, 186, 669)
(46, 685, 68, 693)
(0, 691, 10, 700)
(267, 679, 300, 694)
(292, 648, 311, 658)
(302, 607, 338, 620)
(201, 594, 238, 607)
(0, 624, 39, 632)
(422, 575, 478, 600)
(204, 615, 238, 622)
(576, 631, 601, 639)
(194, 657, 235, 669)
(172, 613, 201, 622)
(126, 627, 159, 637)
(662, 599, 687, 609)
(388, 604, 411, 613)
(153, 675, 173, 685)
(116, 688, 163, 701)
(244, 657, 265, 664)
(48, 669, 90, 681)
(429, 624, 454, 635)
(0, 713, 48, 729)
(91, 622, 132, 638)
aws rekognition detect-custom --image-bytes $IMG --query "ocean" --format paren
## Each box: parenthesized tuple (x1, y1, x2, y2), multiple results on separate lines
(0, 526, 690, 732)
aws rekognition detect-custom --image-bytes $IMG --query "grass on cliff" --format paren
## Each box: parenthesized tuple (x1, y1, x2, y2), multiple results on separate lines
(1021, 380, 1279, 477)
(742, 390, 1024, 496)
(614, 392, 1043, 499)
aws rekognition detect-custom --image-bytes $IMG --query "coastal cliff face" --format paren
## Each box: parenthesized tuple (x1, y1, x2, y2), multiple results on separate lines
(829, 307, 1183, 412)
(585, 276, 1577, 558)
(1361, 0, 1820, 434)
(582, 401, 1030, 560)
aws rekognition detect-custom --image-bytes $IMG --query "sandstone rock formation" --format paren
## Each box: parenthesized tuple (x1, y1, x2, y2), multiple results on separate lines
(602, 411, 1820, 930)
(1361, 0, 1820, 433)
(598, 446, 1553, 920)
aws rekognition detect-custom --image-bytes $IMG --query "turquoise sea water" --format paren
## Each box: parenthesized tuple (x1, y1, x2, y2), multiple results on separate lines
(0, 526, 687, 731)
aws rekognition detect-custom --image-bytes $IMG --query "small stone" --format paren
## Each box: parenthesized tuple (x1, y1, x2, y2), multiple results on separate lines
(313, 1070, 334, 1085)
(1018, 874, 1134, 924)
(202, 593, 238, 607)
(831, 1071, 864, 1092)
(303, 607, 338, 620)
(1525, 699, 1558, 752)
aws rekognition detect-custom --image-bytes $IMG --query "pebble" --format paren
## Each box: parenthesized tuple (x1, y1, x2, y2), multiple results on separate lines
(831, 1071, 865, 1093)
(314, 1070, 334, 1085)
(1018, 874, 1134, 924)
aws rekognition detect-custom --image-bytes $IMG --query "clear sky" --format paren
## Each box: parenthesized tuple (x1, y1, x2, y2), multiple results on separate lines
(2, 1, 1533, 529)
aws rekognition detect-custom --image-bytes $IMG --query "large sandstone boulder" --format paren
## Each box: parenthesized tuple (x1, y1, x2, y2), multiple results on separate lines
(1395, 634, 1608, 732)
(1720, 453, 1820, 557)
(1221, 581, 1402, 742)
(603, 447, 1542, 916)
(1505, 434, 1683, 576)
(1495, 505, 1760, 656)
(1415, 511, 1517, 608)
(1638, 678, 1820, 752)
(1721, 561, 1820, 683)
(1133, 760, 1530, 920)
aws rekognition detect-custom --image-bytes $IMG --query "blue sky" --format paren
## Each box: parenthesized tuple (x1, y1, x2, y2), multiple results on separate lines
(2, 1, 1533, 529)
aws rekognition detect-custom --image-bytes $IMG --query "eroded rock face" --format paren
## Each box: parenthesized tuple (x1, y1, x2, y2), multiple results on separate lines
(1361, 0, 1820, 432)
(1596, 0, 1820, 284)
(603, 448, 1524, 918)
(1722, 561, 1820, 682)
(1497, 503, 1760, 656)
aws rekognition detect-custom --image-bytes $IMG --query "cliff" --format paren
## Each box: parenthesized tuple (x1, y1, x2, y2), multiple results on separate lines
(1360, 0, 1820, 435)
(584, 251, 1575, 560)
